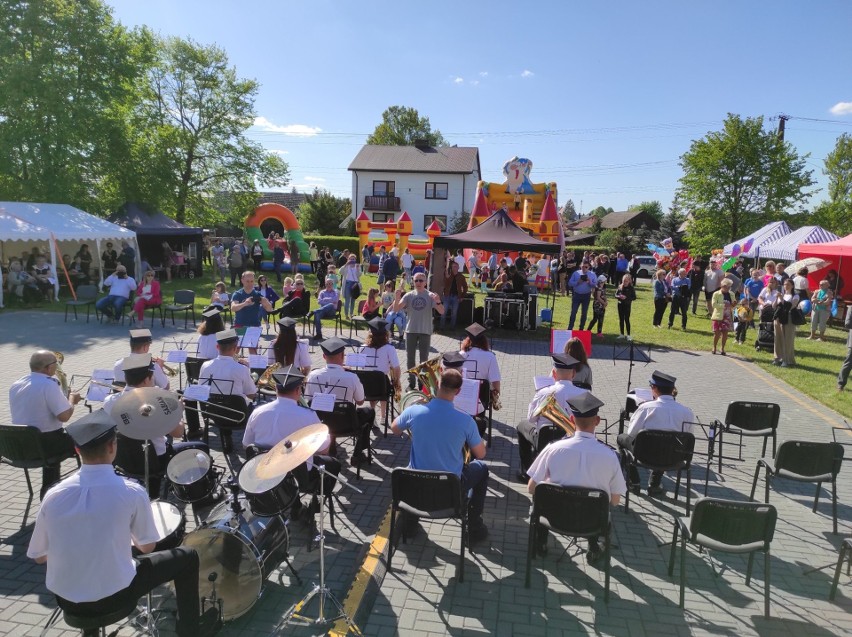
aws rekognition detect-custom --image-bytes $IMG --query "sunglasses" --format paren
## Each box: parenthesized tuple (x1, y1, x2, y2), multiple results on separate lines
(414, 279, 426, 283)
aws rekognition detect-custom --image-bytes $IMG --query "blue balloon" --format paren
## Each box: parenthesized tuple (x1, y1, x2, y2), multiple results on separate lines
(799, 299, 811, 315)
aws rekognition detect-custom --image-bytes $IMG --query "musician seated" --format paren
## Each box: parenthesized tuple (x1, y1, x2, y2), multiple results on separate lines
(242, 366, 340, 521)
(104, 354, 207, 498)
(198, 329, 257, 453)
(516, 353, 586, 482)
(26, 410, 221, 637)
(196, 307, 226, 360)
(616, 370, 695, 496)
(9, 350, 81, 499)
(361, 318, 401, 423)
(391, 369, 489, 543)
(460, 322, 501, 420)
(268, 317, 311, 377)
(527, 392, 625, 561)
(113, 329, 170, 390)
(304, 337, 375, 466)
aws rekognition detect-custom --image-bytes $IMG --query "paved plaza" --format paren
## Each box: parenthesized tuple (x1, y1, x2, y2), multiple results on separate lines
(0, 310, 850, 636)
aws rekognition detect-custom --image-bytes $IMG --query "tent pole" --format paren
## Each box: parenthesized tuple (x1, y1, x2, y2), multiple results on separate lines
(95, 239, 104, 291)
(53, 236, 76, 301)
(47, 234, 60, 302)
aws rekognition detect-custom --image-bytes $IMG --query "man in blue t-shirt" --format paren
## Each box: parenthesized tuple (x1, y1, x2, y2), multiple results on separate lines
(392, 368, 489, 542)
(231, 271, 273, 330)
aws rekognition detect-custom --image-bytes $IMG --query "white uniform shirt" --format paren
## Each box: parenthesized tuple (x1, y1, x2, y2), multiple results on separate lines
(197, 334, 219, 360)
(461, 348, 500, 414)
(627, 395, 696, 438)
(305, 364, 364, 404)
(113, 357, 170, 389)
(9, 372, 71, 433)
(27, 464, 159, 603)
(199, 355, 256, 402)
(103, 390, 167, 455)
(361, 343, 400, 375)
(528, 431, 627, 497)
(242, 397, 330, 466)
(103, 274, 137, 299)
(266, 341, 311, 370)
(527, 379, 586, 430)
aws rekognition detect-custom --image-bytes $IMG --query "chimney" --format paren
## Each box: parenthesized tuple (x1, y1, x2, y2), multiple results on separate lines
(413, 139, 431, 149)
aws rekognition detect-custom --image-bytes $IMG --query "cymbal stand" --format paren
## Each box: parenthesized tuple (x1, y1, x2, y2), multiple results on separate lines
(277, 466, 363, 634)
(136, 437, 164, 636)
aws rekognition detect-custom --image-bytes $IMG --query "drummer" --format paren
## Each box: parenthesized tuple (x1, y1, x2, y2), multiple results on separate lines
(359, 318, 401, 424)
(113, 329, 170, 390)
(242, 365, 341, 519)
(26, 409, 222, 637)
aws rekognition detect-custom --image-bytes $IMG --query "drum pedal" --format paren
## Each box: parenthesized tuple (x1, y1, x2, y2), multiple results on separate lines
(200, 573, 224, 624)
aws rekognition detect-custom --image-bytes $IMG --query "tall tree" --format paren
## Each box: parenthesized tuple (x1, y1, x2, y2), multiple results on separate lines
(628, 200, 664, 223)
(0, 0, 152, 211)
(143, 37, 289, 224)
(677, 114, 815, 255)
(589, 205, 609, 219)
(561, 199, 577, 223)
(298, 188, 353, 235)
(811, 133, 852, 236)
(367, 106, 447, 146)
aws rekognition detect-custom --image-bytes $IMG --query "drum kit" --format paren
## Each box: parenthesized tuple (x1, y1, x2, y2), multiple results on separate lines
(109, 388, 361, 630)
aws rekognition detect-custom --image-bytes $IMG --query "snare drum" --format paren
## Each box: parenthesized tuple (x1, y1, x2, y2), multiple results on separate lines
(167, 449, 217, 503)
(181, 498, 289, 621)
(150, 500, 186, 551)
(238, 455, 300, 517)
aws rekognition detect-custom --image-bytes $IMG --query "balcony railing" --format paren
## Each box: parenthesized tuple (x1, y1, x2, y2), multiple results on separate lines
(365, 195, 401, 211)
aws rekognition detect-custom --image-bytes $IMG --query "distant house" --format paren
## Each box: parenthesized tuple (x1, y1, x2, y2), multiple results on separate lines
(347, 143, 481, 233)
(258, 191, 308, 211)
(600, 210, 660, 231)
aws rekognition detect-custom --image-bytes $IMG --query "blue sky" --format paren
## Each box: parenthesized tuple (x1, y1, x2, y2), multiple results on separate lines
(109, 0, 852, 215)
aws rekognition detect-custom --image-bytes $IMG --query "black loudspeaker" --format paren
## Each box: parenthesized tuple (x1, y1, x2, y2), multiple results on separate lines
(457, 295, 474, 325)
(473, 305, 484, 325)
(527, 293, 538, 330)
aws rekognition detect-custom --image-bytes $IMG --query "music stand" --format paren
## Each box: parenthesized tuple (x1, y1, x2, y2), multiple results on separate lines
(161, 337, 194, 391)
(611, 337, 652, 394)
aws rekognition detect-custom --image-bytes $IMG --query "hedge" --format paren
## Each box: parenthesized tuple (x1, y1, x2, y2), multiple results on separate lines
(303, 235, 361, 254)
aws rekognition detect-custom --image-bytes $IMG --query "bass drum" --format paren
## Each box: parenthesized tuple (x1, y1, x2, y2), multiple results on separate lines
(400, 389, 429, 412)
(181, 498, 289, 621)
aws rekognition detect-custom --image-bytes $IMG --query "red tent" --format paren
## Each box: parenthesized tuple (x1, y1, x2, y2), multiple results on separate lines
(797, 233, 852, 300)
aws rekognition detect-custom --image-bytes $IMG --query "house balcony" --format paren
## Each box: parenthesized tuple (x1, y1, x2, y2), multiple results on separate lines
(365, 195, 400, 211)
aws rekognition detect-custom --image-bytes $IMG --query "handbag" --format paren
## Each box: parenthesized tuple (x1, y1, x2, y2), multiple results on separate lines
(790, 307, 807, 326)
(350, 282, 362, 299)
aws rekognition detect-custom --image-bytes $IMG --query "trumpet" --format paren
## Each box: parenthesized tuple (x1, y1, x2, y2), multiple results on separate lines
(531, 394, 576, 436)
(153, 357, 178, 377)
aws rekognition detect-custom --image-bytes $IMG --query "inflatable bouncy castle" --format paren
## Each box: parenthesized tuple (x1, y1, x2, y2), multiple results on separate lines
(244, 203, 312, 273)
(355, 210, 440, 259)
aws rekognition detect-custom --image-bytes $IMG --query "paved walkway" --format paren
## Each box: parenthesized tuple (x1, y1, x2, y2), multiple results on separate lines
(0, 311, 850, 636)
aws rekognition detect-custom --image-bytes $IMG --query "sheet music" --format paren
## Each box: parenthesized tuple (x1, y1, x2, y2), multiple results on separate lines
(534, 375, 555, 391)
(86, 370, 113, 402)
(166, 349, 189, 363)
(453, 378, 480, 415)
(345, 353, 368, 368)
(240, 326, 262, 349)
(310, 392, 336, 413)
(184, 384, 211, 401)
(632, 388, 653, 404)
(248, 354, 268, 369)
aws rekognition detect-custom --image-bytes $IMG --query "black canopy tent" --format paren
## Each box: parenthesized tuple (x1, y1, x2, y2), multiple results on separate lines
(110, 203, 203, 277)
(431, 209, 563, 322)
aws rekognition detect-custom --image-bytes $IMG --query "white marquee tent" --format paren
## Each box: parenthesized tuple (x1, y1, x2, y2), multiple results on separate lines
(0, 202, 138, 307)
(757, 225, 840, 262)
(723, 220, 791, 259)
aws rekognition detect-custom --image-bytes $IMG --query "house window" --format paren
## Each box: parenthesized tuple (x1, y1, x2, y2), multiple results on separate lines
(425, 182, 448, 200)
(372, 213, 395, 223)
(372, 181, 395, 197)
(423, 215, 447, 231)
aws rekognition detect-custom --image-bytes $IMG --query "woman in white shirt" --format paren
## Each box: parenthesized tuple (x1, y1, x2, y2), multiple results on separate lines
(196, 307, 226, 360)
(268, 317, 311, 376)
(772, 278, 800, 368)
(459, 323, 501, 415)
(757, 277, 781, 311)
(361, 318, 401, 423)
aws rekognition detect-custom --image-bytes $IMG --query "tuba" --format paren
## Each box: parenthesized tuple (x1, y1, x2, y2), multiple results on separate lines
(531, 394, 576, 436)
(405, 354, 442, 397)
(53, 351, 70, 397)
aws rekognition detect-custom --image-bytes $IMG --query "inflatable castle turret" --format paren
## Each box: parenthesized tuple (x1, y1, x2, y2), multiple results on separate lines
(538, 190, 562, 245)
(356, 210, 371, 254)
(397, 211, 413, 252)
(426, 220, 442, 244)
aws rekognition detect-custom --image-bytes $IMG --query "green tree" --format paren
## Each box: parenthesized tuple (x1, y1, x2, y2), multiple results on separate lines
(448, 210, 471, 234)
(633, 223, 654, 255)
(677, 113, 815, 255)
(589, 205, 609, 219)
(367, 105, 447, 146)
(597, 225, 632, 254)
(142, 36, 289, 224)
(561, 199, 577, 223)
(0, 0, 152, 211)
(590, 217, 603, 233)
(298, 188, 352, 235)
(629, 200, 664, 223)
(810, 133, 852, 236)
(654, 209, 686, 248)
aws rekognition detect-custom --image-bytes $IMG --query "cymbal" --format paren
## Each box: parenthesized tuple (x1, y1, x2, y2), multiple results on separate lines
(239, 423, 329, 494)
(111, 387, 184, 440)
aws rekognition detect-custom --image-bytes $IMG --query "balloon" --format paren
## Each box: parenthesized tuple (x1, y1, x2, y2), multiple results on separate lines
(655, 247, 670, 256)
(742, 238, 754, 253)
(721, 257, 736, 271)
(662, 237, 674, 251)
(646, 243, 659, 253)
(799, 299, 812, 315)
(731, 244, 741, 257)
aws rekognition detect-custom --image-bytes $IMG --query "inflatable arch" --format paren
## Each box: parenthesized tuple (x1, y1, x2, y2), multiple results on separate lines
(244, 203, 311, 272)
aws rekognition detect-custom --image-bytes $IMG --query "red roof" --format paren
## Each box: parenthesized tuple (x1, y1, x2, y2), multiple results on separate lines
(470, 187, 491, 221)
(539, 191, 558, 222)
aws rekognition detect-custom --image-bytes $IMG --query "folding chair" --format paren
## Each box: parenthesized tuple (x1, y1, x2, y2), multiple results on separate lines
(830, 537, 852, 601)
(63, 284, 98, 322)
(668, 497, 777, 618)
(0, 425, 79, 500)
(388, 468, 468, 581)
(525, 485, 613, 602)
(353, 370, 395, 437)
(349, 300, 367, 340)
(162, 289, 196, 328)
(621, 430, 695, 514)
(714, 401, 781, 473)
(315, 401, 369, 477)
(750, 440, 844, 534)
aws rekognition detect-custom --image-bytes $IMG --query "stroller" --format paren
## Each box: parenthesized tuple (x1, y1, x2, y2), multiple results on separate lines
(754, 304, 775, 352)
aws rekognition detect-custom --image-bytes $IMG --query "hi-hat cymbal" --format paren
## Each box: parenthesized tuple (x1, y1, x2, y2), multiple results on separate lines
(111, 387, 184, 440)
(239, 423, 329, 494)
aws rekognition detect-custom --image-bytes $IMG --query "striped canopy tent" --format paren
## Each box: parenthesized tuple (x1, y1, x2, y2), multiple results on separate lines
(757, 225, 840, 262)
(723, 220, 791, 258)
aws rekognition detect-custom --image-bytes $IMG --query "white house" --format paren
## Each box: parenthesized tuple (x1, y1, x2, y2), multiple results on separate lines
(347, 143, 481, 234)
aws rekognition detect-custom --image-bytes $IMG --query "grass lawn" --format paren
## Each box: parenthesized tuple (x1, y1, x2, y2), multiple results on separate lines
(8, 270, 851, 417)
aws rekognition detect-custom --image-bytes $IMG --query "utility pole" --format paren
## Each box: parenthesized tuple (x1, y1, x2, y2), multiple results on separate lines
(777, 113, 789, 141)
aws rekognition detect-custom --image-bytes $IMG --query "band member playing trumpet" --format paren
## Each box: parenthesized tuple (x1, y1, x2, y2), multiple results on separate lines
(516, 353, 586, 481)
(392, 368, 489, 543)
(27, 409, 222, 637)
(360, 318, 402, 423)
(9, 351, 80, 499)
(113, 329, 170, 390)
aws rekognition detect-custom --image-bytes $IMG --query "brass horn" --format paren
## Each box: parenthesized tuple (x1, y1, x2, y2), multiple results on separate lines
(256, 362, 281, 392)
(532, 394, 576, 436)
(405, 354, 443, 396)
(53, 351, 70, 397)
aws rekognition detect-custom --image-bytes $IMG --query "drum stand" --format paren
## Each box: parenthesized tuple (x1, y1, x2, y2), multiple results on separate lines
(135, 438, 166, 636)
(277, 466, 363, 634)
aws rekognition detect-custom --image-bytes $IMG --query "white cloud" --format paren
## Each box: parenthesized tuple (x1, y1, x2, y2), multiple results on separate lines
(304, 176, 326, 183)
(253, 116, 322, 137)
(479, 71, 488, 77)
(471, 80, 480, 86)
(453, 76, 464, 84)
(520, 69, 534, 78)
(830, 101, 852, 116)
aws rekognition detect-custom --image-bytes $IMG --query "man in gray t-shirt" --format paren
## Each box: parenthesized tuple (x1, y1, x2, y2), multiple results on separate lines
(392, 274, 445, 389)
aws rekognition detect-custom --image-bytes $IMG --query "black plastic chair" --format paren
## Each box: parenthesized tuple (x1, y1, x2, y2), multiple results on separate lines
(184, 357, 204, 385)
(388, 468, 468, 581)
(63, 284, 99, 322)
(43, 596, 138, 637)
(622, 430, 695, 514)
(200, 394, 252, 451)
(315, 401, 369, 477)
(668, 497, 777, 618)
(476, 379, 494, 446)
(353, 370, 395, 437)
(715, 401, 781, 473)
(163, 289, 196, 328)
(113, 433, 163, 498)
(749, 440, 844, 534)
(525, 485, 613, 601)
(830, 537, 852, 601)
(0, 425, 79, 498)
